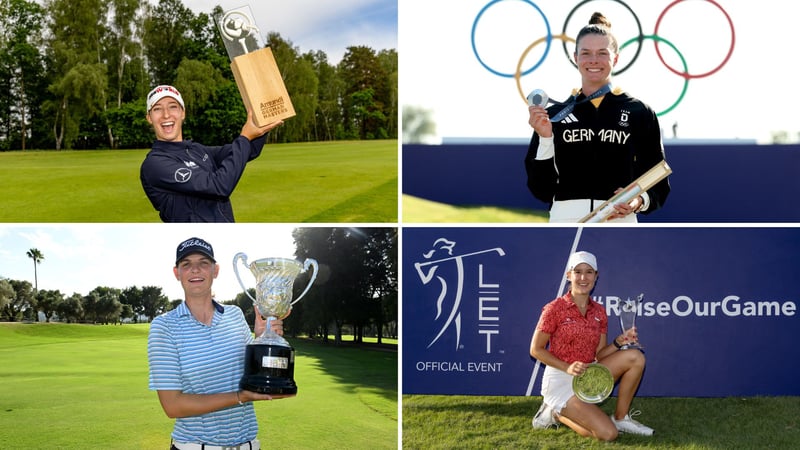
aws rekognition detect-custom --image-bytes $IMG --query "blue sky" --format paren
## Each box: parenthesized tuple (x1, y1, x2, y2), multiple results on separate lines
(0, 224, 298, 302)
(186, 0, 398, 64)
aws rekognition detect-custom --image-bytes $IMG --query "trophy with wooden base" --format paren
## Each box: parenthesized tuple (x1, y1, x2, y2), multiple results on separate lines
(233, 253, 318, 395)
(216, 5, 295, 127)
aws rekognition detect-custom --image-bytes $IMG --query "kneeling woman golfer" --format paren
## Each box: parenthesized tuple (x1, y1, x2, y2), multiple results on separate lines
(529, 251, 653, 440)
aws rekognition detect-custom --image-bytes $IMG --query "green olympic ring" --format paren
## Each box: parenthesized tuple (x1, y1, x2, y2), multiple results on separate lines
(620, 34, 688, 116)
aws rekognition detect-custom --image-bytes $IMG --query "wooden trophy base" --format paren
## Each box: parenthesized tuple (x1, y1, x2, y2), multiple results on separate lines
(230, 47, 296, 127)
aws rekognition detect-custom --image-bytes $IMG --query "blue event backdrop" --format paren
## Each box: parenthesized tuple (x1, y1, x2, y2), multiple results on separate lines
(402, 227, 800, 397)
(402, 143, 800, 222)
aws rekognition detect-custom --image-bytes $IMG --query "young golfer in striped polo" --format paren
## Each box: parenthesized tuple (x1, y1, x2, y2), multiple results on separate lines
(148, 237, 293, 450)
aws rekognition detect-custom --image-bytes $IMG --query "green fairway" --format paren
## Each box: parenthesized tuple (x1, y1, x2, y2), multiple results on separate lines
(0, 322, 397, 449)
(403, 394, 800, 449)
(0, 140, 397, 223)
(403, 195, 548, 223)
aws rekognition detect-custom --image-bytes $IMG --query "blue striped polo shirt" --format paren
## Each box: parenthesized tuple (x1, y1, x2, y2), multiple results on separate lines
(148, 300, 257, 445)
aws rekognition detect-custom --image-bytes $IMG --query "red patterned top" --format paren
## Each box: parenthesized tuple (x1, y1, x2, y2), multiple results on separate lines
(536, 292, 608, 364)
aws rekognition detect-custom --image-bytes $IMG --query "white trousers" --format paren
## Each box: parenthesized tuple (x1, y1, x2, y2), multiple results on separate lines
(549, 199, 638, 223)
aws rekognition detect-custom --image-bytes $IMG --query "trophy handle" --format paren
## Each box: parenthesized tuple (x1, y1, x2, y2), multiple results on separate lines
(233, 252, 257, 303)
(291, 258, 318, 305)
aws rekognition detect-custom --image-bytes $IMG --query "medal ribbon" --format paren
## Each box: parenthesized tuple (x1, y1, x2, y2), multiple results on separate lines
(549, 83, 612, 122)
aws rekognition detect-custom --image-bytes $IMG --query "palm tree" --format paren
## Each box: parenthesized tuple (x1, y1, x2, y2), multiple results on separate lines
(26, 248, 44, 292)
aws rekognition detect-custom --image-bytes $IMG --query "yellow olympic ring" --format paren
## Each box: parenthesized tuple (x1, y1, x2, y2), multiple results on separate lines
(515, 34, 575, 105)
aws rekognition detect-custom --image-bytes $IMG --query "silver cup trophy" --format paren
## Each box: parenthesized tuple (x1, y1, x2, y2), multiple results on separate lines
(234, 253, 318, 394)
(619, 294, 644, 351)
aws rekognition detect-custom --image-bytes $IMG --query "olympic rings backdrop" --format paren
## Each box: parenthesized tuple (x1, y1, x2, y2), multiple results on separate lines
(398, 0, 793, 142)
(471, 0, 734, 115)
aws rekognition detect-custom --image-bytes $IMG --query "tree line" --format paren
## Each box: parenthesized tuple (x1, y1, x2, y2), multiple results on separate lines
(0, 0, 398, 151)
(1, 228, 397, 342)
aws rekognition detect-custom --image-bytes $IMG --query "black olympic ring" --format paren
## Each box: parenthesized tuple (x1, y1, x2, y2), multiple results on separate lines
(561, 0, 643, 76)
(473, 0, 735, 114)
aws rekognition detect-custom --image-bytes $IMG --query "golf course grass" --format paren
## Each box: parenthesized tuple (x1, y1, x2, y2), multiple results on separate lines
(403, 394, 800, 449)
(0, 140, 397, 223)
(0, 322, 397, 449)
(402, 195, 548, 223)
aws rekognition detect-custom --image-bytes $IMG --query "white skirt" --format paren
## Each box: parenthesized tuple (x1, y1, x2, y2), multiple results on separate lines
(541, 365, 576, 413)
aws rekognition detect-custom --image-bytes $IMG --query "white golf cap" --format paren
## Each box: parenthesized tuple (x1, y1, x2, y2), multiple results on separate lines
(567, 251, 598, 271)
(146, 85, 184, 112)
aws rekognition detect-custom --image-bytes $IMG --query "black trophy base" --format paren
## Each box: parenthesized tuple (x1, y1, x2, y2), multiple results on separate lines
(240, 343, 297, 395)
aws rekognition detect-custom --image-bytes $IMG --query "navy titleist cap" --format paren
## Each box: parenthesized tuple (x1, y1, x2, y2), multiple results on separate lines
(175, 237, 215, 265)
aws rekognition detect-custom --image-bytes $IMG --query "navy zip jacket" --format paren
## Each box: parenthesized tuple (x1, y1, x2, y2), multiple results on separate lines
(140, 134, 267, 222)
(525, 89, 670, 214)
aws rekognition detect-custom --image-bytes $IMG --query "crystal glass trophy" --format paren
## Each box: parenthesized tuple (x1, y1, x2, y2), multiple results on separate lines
(619, 294, 644, 351)
(215, 5, 295, 126)
(233, 253, 318, 394)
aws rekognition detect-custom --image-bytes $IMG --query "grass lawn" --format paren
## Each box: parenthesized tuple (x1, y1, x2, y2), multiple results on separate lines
(403, 394, 800, 449)
(402, 195, 547, 223)
(0, 140, 397, 223)
(0, 322, 397, 449)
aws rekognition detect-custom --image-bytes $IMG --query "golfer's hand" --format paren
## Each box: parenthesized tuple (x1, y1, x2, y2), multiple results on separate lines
(253, 306, 290, 336)
(254, 306, 266, 336)
(239, 390, 297, 402)
(241, 107, 283, 141)
(567, 361, 588, 376)
(619, 326, 639, 346)
(528, 105, 553, 137)
(609, 189, 643, 220)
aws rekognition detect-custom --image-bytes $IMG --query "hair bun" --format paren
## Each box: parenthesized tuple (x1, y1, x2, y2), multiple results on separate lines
(589, 12, 611, 28)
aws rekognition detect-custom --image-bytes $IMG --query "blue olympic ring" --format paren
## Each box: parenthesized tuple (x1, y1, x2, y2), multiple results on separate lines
(470, 0, 552, 78)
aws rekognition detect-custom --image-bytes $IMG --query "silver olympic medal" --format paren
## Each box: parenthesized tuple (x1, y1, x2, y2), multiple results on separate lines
(527, 89, 548, 107)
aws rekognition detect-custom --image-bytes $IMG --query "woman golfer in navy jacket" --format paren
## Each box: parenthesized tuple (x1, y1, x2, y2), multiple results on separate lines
(140, 85, 282, 222)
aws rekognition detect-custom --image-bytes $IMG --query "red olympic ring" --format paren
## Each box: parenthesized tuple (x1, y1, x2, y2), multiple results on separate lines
(654, 0, 735, 79)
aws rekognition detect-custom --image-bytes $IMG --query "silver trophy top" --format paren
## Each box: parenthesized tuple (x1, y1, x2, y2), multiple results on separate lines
(215, 5, 265, 61)
(233, 253, 318, 345)
(233, 253, 318, 316)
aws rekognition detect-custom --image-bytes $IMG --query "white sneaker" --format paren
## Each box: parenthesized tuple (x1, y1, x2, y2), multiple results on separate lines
(610, 411, 654, 436)
(532, 402, 558, 429)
